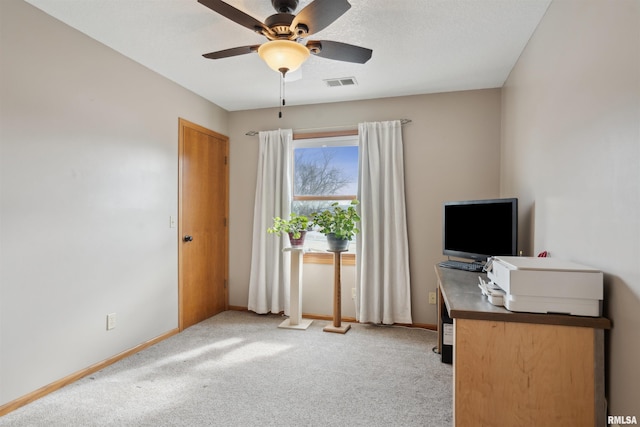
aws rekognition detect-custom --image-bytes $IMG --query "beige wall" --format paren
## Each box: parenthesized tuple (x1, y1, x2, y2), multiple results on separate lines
(501, 0, 639, 415)
(0, 0, 228, 406)
(228, 89, 502, 325)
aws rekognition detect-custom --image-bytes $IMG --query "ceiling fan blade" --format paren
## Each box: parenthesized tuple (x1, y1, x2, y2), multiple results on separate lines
(203, 45, 261, 59)
(307, 40, 372, 64)
(291, 0, 351, 37)
(198, 0, 267, 33)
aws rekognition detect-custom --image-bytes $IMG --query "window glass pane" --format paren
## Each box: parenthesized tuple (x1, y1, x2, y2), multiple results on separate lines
(292, 135, 359, 254)
(293, 145, 358, 197)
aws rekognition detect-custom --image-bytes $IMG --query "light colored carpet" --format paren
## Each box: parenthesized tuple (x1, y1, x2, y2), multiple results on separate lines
(0, 311, 452, 426)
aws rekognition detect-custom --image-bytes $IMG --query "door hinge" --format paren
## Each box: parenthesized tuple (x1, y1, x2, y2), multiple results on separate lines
(224, 156, 228, 165)
(224, 218, 227, 227)
(224, 279, 228, 289)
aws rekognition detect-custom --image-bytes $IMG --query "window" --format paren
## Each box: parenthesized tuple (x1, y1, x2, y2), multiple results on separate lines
(291, 133, 359, 260)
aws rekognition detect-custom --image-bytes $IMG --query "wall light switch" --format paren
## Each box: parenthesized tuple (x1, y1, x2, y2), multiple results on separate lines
(106, 313, 116, 330)
(169, 215, 176, 228)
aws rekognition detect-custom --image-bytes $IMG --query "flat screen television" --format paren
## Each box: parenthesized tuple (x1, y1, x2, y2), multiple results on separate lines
(442, 198, 518, 262)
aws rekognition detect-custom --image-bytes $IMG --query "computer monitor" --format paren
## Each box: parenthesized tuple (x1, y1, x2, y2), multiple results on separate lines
(442, 198, 518, 262)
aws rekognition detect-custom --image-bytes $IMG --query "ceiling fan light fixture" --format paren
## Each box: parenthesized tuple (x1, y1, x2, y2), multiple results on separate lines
(258, 40, 310, 75)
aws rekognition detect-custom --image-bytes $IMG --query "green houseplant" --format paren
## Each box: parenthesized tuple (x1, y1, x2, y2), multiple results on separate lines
(311, 200, 360, 251)
(267, 212, 310, 247)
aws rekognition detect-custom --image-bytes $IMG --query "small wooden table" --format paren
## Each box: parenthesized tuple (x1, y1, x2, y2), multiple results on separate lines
(278, 248, 313, 330)
(323, 249, 350, 334)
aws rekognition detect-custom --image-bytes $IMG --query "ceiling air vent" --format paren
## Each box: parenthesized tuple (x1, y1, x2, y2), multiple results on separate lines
(324, 77, 357, 87)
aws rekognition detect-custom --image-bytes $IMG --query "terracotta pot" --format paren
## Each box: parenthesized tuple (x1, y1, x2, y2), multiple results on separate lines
(288, 231, 306, 248)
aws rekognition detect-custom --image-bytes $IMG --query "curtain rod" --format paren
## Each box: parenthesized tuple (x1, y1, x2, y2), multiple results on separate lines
(245, 118, 412, 136)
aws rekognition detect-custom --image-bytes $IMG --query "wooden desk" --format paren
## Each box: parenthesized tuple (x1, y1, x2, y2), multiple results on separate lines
(435, 265, 610, 427)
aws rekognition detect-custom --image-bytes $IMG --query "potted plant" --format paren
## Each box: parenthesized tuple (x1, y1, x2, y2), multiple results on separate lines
(311, 200, 361, 251)
(267, 212, 310, 248)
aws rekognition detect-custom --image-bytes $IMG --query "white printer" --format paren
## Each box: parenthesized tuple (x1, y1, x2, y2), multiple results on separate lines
(486, 256, 603, 317)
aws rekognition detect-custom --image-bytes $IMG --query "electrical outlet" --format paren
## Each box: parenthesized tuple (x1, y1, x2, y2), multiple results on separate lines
(428, 292, 437, 305)
(106, 313, 116, 330)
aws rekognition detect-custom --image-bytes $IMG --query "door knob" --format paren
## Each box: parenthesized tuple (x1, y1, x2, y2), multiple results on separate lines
(183, 235, 193, 242)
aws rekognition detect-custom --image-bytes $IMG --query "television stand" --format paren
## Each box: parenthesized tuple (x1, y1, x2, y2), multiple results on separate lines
(435, 265, 610, 426)
(438, 259, 484, 272)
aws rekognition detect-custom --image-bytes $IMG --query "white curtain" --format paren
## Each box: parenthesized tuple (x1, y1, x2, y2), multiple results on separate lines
(356, 120, 412, 324)
(247, 129, 293, 315)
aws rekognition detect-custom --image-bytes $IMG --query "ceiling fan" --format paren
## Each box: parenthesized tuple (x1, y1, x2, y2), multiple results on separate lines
(198, 0, 373, 75)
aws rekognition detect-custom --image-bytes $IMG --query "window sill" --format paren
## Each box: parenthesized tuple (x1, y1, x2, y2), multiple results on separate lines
(304, 252, 356, 266)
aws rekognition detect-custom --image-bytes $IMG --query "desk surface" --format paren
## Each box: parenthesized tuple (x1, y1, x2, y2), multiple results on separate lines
(435, 265, 611, 329)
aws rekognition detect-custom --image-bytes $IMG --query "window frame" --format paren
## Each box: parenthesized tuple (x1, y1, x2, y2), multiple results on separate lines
(292, 130, 359, 265)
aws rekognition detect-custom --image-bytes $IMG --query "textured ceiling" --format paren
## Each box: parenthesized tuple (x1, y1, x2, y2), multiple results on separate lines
(24, 0, 551, 111)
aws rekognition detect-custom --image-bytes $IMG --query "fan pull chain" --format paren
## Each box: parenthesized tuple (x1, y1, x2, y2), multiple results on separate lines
(279, 71, 287, 119)
(279, 73, 282, 118)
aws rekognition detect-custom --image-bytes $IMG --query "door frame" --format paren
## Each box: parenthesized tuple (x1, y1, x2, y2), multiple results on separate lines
(178, 118, 229, 331)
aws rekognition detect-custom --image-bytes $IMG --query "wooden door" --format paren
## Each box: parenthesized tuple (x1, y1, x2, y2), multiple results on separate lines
(178, 118, 228, 330)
